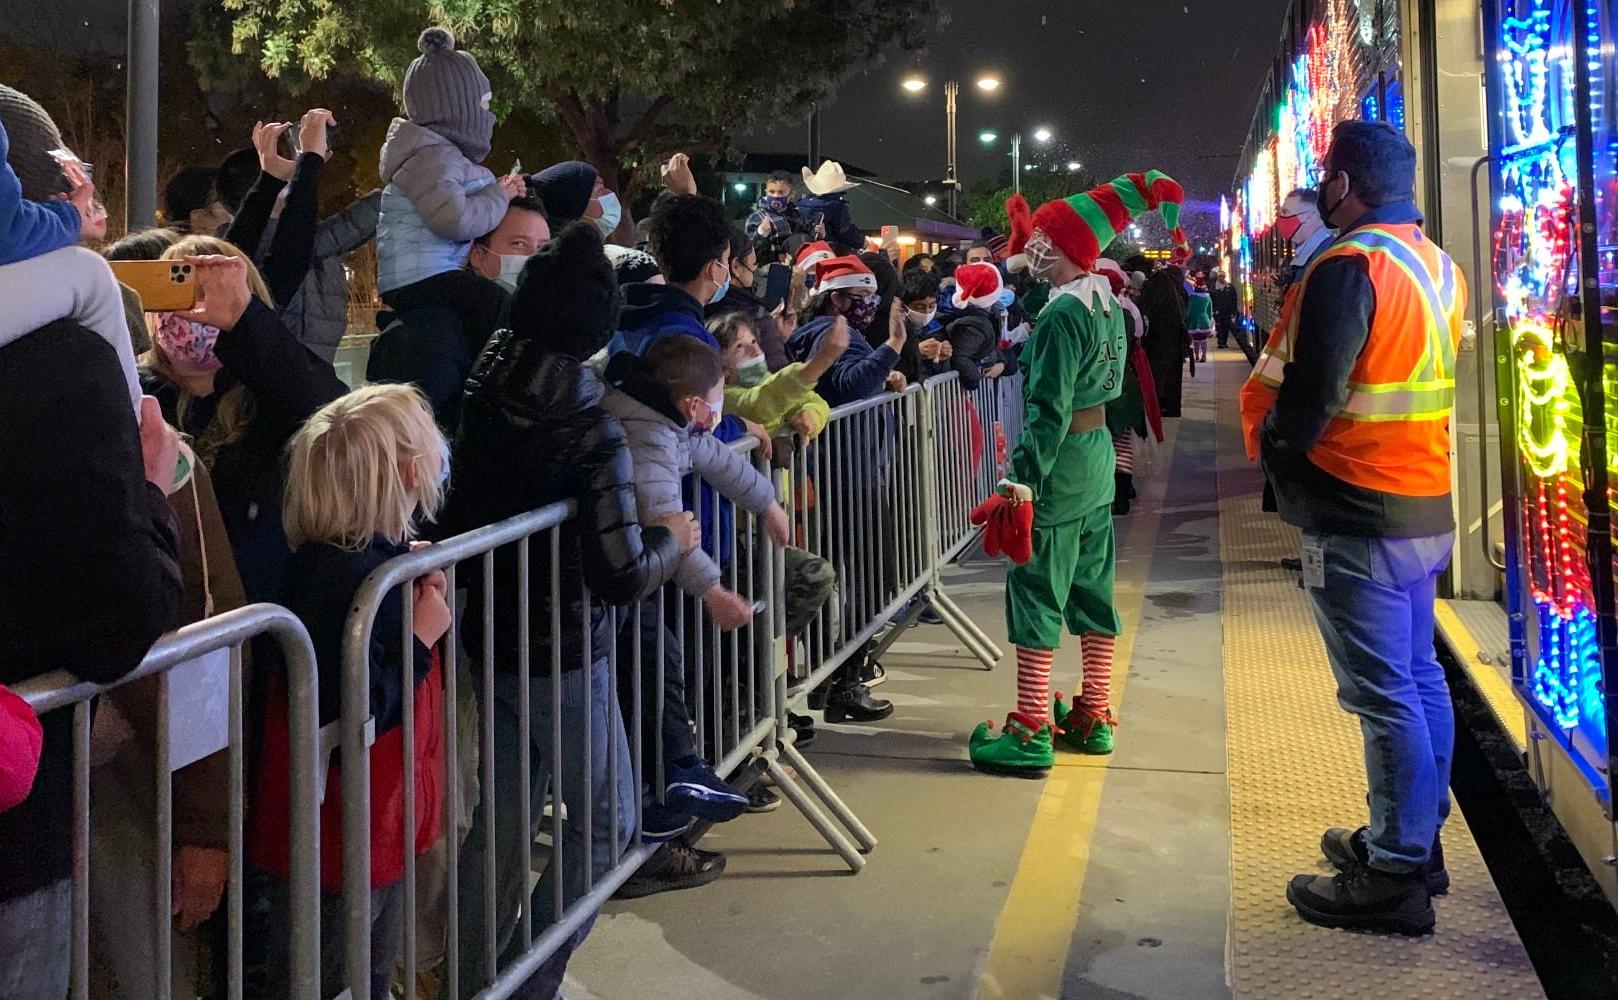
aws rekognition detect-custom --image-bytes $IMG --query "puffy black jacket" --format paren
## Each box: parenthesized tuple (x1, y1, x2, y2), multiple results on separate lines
(441, 331, 681, 672)
(1, 321, 183, 901)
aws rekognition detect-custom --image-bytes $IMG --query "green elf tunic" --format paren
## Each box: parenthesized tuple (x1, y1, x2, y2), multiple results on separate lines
(1004, 273, 1127, 648)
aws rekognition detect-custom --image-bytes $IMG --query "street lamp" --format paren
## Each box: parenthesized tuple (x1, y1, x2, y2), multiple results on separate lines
(901, 76, 927, 93)
(732, 182, 748, 194)
(902, 71, 1003, 218)
(1033, 127, 1053, 143)
(976, 75, 1002, 92)
(978, 130, 998, 144)
(1066, 161, 1082, 172)
(924, 194, 938, 207)
(983, 126, 1055, 194)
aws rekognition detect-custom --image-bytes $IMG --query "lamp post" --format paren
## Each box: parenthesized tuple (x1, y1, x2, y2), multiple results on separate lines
(902, 73, 1002, 218)
(983, 126, 1054, 194)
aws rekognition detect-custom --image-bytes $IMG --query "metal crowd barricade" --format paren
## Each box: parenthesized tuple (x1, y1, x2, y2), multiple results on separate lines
(12, 604, 324, 1000)
(339, 437, 805, 999)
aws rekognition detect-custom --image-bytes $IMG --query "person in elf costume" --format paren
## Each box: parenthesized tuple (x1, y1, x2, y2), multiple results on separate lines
(968, 171, 1190, 776)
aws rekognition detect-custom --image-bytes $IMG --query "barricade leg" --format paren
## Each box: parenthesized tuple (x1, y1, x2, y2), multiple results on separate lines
(926, 588, 1005, 668)
(761, 748, 866, 872)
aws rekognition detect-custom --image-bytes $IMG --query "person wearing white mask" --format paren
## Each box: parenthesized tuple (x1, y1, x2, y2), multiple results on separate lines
(467, 194, 551, 291)
(529, 159, 622, 239)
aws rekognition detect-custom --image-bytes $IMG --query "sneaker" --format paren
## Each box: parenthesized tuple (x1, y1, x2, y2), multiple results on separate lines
(746, 784, 781, 813)
(824, 683, 893, 723)
(612, 839, 726, 900)
(1286, 862, 1434, 936)
(665, 757, 748, 822)
(1321, 826, 1449, 896)
(640, 798, 694, 843)
(855, 659, 887, 688)
(1052, 695, 1117, 755)
(788, 711, 817, 747)
(968, 712, 1055, 777)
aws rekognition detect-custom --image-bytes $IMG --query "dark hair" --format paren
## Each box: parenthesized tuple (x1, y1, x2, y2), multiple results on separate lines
(162, 166, 218, 226)
(647, 194, 732, 284)
(727, 225, 755, 266)
(104, 227, 180, 262)
(766, 170, 796, 186)
(1323, 120, 1415, 207)
(706, 311, 756, 352)
(900, 268, 941, 305)
(476, 195, 547, 245)
(646, 335, 726, 400)
(1284, 187, 1318, 204)
(213, 148, 261, 215)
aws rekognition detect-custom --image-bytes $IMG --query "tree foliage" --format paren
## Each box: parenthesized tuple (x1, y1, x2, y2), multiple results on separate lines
(961, 168, 1098, 233)
(221, 0, 934, 206)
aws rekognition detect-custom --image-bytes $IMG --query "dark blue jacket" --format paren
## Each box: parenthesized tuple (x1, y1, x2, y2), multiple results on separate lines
(283, 537, 433, 729)
(0, 121, 79, 266)
(786, 315, 900, 407)
(1260, 201, 1452, 538)
(796, 193, 864, 251)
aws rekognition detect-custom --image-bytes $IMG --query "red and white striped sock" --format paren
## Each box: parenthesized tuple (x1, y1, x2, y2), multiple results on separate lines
(1113, 432, 1134, 475)
(1078, 633, 1115, 716)
(1016, 645, 1054, 718)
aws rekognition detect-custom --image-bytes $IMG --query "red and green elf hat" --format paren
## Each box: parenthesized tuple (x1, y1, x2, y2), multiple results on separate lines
(1006, 170, 1190, 271)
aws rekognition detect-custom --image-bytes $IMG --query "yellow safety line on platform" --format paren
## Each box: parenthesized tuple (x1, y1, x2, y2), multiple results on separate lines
(1433, 601, 1527, 752)
(973, 421, 1177, 1000)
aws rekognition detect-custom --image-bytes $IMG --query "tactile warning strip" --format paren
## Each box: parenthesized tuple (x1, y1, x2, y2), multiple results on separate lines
(1213, 360, 1543, 998)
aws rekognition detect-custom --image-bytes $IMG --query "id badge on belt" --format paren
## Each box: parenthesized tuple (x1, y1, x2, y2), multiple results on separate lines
(1301, 541, 1326, 589)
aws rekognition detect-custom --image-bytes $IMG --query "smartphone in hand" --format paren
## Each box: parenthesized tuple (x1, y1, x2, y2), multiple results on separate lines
(109, 259, 197, 312)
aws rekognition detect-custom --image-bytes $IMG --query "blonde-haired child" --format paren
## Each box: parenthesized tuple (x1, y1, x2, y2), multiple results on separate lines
(252, 383, 450, 1000)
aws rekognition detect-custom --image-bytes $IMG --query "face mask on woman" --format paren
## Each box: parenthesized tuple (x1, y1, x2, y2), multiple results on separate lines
(734, 353, 769, 388)
(593, 192, 623, 237)
(846, 295, 879, 328)
(154, 311, 223, 376)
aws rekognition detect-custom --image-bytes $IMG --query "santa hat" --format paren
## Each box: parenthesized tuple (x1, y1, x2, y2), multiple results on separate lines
(812, 255, 878, 295)
(795, 240, 835, 275)
(1093, 258, 1128, 297)
(951, 261, 1006, 310)
(1006, 170, 1191, 271)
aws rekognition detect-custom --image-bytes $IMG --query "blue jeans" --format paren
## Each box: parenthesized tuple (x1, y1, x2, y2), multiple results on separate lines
(1302, 531, 1454, 873)
(457, 657, 637, 999)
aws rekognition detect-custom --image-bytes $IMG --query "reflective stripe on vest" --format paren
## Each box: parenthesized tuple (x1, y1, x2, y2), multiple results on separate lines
(1249, 225, 1459, 423)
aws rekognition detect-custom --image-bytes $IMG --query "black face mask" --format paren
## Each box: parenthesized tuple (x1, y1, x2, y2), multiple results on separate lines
(1316, 172, 1349, 228)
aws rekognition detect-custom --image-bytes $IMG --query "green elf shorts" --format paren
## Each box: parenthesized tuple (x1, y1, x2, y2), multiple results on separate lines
(1005, 502, 1121, 649)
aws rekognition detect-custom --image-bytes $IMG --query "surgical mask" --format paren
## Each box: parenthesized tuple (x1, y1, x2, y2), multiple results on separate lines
(1024, 233, 1062, 280)
(847, 296, 879, 328)
(997, 287, 1016, 309)
(492, 252, 529, 292)
(691, 394, 724, 434)
(765, 195, 792, 213)
(593, 191, 622, 237)
(906, 307, 937, 330)
(734, 354, 769, 388)
(155, 312, 223, 376)
(435, 437, 452, 489)
(710, 271, 732, 305)
(1274, 213, 1305, 244)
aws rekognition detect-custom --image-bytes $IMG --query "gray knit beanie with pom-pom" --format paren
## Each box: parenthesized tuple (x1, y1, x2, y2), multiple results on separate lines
(401, 26, 496, 163)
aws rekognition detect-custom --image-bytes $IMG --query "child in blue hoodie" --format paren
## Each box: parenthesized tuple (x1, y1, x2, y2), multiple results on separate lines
(375, 28, 522, 349)
(0, 115, 139, 416)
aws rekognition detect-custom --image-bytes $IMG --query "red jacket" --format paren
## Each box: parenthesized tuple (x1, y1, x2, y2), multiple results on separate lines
(250, 652, 444, 892)
(0, 685, 42, 814)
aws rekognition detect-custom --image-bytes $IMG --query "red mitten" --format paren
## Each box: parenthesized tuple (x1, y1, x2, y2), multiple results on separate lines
(1001, 498, 1035, 565)
(970, 494, 1009, 558)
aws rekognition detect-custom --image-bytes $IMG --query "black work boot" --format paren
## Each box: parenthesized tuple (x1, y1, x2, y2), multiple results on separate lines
(824, 682, 893, 723)
(1286, 862, 1434, 936)
(1321, 825, 1449, 896)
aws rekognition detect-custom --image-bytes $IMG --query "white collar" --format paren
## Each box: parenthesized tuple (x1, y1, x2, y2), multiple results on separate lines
(1050, 272, 1116, 315)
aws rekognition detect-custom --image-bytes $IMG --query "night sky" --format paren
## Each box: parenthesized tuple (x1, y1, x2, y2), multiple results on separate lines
(751, 0, 1294, 234)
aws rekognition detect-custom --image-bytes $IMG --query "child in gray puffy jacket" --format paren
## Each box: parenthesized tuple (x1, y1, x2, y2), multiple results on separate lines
(375, 27, 521, 349)
(602, 337, 791, 833)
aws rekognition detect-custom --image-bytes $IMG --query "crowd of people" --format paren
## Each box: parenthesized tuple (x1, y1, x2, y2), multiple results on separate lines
(0, 17, 1278, 993)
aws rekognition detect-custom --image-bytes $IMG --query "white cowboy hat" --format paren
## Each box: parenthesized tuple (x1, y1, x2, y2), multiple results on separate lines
(802, 160, 861, 196)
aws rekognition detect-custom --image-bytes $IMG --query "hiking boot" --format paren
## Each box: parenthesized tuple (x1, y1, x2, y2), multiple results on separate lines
(640, 798, 694, 843)
(1321, 826, 1449, 896)
(824, 683, 892, 723)
(969, 712, 1054, 777)
(612, 839, 726, 900)
(1052, 695, 1117, 755)
(1286, 862, 1434, 936)
(665, 757, 748, 822)
(745, 784, 781, 813)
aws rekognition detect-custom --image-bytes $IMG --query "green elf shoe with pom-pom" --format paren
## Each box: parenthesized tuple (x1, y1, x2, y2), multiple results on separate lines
(969, 712, 1054, 777)
(1053, 693, 1117, 756)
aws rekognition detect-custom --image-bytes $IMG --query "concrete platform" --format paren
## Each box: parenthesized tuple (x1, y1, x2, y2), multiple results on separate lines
(559, 353, 1537, 999)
